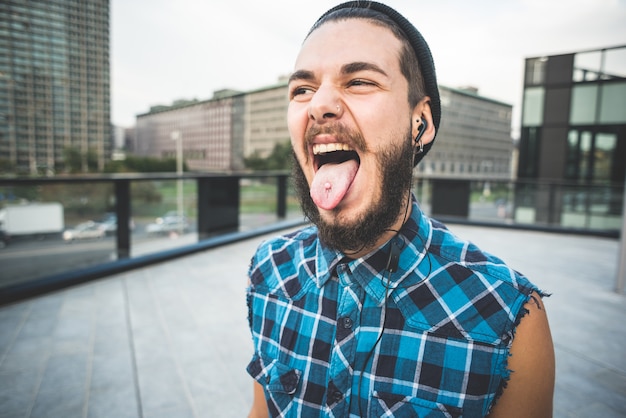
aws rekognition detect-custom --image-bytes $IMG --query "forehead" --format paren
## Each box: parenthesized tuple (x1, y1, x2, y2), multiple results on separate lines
(294, 19, 403, 75)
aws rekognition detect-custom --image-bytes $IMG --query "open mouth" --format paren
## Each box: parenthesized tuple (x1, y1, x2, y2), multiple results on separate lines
(310, 143, 361, 210)
(313, 143, 360, 171)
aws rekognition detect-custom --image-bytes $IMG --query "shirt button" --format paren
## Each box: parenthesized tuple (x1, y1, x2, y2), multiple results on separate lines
(341, 317, 353, 329)
(332, 390, 343, 402)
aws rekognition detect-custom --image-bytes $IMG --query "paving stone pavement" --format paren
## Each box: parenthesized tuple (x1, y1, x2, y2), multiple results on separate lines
(0, 224, 624, 417)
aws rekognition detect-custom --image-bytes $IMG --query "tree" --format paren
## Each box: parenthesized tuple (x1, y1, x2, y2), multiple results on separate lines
(0, 158, 16, 176)
(104, 156, 187, 173)
(63, 147, 83, 174)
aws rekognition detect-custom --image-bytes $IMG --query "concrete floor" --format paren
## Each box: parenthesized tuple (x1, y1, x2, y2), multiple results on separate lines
(0, 224, 624, 417)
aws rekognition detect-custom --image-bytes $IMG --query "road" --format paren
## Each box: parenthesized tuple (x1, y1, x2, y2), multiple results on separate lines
(0, 236, 115, 287)
(0, 211, 304, 291)
(0, 224, 198, 288)
(0, 207, 507, 290)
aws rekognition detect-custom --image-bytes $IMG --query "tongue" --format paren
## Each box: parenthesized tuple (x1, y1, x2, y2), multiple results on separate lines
(310, 159, 359, 210)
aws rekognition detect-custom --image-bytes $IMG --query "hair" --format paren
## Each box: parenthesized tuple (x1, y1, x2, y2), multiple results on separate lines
(307, 7, 426, 108)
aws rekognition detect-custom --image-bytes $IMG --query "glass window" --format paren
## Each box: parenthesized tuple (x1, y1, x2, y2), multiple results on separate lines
(525, 57, 547, 85)
(519, 127, 540, 178)
(522, 87, 544, 126)
(602, 47, 626, 80)
(570, 84, 598, 124)
(599, 82, 626, 124)
(580, 131, 592, 180)
(593, 133, 616, 181)
(566, 130, 579, 180)
(573, 50, 602, 82)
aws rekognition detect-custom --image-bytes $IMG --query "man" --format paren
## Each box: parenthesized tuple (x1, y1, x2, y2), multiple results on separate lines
(247, 2, 555, 417)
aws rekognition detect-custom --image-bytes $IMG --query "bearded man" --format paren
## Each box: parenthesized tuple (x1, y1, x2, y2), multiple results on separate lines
(246, 2, 554, 417)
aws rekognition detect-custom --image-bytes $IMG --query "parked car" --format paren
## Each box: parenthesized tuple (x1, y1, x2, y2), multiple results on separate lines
(63, 221, 105, 242)
(145, 212, 189, 235)
(97, 213, 135, 236)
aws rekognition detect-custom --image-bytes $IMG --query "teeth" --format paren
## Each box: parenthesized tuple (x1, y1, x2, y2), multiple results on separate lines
(313, 143, 353, 155)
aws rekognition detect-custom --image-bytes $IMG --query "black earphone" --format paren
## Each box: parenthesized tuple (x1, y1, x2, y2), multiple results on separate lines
(414, 118, 428, 151)
(385, 238, 402, 273)
(413, 119, 428, 155)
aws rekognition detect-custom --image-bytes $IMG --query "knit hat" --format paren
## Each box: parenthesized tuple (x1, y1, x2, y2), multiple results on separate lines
(313, 1, 440, 165)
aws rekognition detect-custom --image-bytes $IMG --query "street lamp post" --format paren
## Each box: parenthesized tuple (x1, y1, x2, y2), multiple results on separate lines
(171, 130, 184, 235)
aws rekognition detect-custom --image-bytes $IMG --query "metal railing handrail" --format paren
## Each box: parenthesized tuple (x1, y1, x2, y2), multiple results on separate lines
(0, 217, 308, 306)
(0, 172, 622, 305)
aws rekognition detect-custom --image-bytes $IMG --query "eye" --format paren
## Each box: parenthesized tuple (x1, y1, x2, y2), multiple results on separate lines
(346, 78, 379, 92)
(290, 85, 315, 101)
(348, 79, 373, 86)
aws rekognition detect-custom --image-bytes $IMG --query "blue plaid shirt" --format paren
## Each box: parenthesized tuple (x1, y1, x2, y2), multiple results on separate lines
(247, 199, 540, 417)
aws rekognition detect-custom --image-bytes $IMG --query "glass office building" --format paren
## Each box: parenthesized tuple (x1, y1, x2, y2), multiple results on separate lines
(519, 45, 626, 184)
(0, 0, 111, 175)
(518, 45, 626, 227)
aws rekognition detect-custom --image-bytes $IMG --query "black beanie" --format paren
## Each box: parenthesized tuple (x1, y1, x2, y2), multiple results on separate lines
(313, 1, 440, 165)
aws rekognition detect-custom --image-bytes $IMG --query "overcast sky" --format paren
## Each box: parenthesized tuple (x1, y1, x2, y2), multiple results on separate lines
(111, 0, 626, 136)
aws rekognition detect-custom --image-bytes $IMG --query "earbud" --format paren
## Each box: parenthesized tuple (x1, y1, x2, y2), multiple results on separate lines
(414, 119, 428, 144)
(414, 119, 428, 154)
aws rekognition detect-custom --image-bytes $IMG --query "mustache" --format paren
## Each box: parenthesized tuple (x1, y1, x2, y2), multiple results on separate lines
(304, 122, 368, 153)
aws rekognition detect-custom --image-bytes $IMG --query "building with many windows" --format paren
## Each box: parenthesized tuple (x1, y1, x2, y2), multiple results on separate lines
(417, 85, 514, 180)
(519, 45, 626, 184)
(518, 45, 626, 226)
(134, 81, 514, 179)
(135, 92, 246, 172)
(244, 79, 290, 160)
(0, 0, 111, 175)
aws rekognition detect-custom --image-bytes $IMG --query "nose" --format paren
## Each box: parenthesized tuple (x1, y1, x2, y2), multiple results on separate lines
(308, 85, 343, 123)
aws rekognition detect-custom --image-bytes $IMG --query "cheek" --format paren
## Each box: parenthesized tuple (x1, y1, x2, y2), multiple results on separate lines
(287, 104, 307, 140)
(288, 105, 312, 165)
(352, 102, 406, 146)
(364, 113, 412, 154)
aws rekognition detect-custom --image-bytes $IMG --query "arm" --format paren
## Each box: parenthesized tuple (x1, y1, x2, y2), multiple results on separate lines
(248, 381, 269, 418)
(487, 292, 555, 418)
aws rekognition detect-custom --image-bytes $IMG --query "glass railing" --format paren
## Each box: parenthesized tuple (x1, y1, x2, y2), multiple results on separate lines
(0, 173, 622, 303)
(414, 178, 623, 232)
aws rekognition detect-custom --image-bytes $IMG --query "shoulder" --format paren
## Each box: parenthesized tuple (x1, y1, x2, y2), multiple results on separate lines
(400, 217, 543, 343)
(251, 225, 318, 270)
(427, 218, 536, 294)
(248, 225, 318, 298)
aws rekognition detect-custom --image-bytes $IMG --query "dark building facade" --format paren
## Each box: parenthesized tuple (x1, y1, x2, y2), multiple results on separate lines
(518, 45, 626, 227)
(0, 0, 111, 175)
(519, 45, 626, 184)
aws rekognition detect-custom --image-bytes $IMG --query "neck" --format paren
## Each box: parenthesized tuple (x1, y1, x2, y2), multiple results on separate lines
(342, 192, 413, 259)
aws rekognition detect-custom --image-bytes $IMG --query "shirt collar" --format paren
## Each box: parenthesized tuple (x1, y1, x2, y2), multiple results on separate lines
(313, 196, 433, 305)
(314, 241, 344, 288)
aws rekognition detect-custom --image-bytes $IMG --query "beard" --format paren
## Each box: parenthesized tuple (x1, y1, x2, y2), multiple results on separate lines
(292, 127, 414, 254)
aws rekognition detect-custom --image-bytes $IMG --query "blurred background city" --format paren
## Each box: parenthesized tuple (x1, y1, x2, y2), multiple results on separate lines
(0, 1, 625, 417)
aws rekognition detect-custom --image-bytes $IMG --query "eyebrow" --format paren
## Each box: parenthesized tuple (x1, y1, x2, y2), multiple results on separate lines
(288, 69, 315, 84)
(342, 61, 388, 77)
(288, 61, 389, 84)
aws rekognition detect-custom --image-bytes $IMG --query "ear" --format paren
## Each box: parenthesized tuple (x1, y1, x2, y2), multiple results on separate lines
(411, 97, 435, 146)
